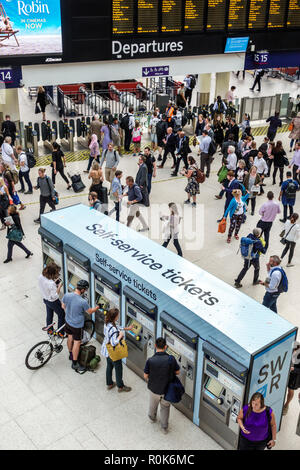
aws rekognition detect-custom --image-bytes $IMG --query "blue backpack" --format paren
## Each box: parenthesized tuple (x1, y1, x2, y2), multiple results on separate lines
(240, 237, 256, 260)
(272, 267, 288, 293)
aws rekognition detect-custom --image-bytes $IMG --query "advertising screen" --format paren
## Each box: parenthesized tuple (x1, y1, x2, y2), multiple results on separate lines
(0, 0, 62, 57)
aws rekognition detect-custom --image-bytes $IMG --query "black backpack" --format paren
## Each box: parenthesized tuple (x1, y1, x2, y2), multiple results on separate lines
(208, 139, 217, 156)
(26, 151, 36, 169)
(190, 76, 196, 89)
(120, 114, 130, 130)
(285, 181, 297, 199)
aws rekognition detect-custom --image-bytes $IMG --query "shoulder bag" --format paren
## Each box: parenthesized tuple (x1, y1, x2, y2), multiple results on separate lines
(164, 355, 185, 403)
(106, 326, 128, 362)
(280, 224, 296, 245)
(6, 225, 23, 242)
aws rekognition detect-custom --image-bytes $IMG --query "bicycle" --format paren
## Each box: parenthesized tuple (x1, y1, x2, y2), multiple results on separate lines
(25, 319, 95, 370)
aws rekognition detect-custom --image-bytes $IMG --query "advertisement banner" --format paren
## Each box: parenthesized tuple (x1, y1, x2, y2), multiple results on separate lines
(0, 0, 62, 57)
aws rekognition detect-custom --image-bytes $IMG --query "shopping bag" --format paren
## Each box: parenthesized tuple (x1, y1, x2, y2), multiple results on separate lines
(218, 165, 228, 183)
(12, 192, 21, 205)
(35, 103, 41, 114)
(106, 339, 128, 362)
(218, 218, 227, 234)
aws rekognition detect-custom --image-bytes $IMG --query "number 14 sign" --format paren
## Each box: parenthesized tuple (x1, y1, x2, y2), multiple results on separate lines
(0, 67, 23, 88)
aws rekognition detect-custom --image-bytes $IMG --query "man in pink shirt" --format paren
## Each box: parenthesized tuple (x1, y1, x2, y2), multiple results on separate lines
(256, 191, 280, 250)
(225, 86, 236, 103)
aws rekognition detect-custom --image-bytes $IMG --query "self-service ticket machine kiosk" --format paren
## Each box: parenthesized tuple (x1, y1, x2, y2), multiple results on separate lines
(124, 286, 157, 379)
(64, 245, 91, 319)
(199, 342, 248, 450)
(38, 227, 63, 270)
(161, 311, 198, 421)
(91, 264, 122, 344)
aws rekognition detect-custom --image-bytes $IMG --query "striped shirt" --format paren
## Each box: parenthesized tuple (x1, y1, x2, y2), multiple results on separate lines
(101, 322, 123, 358)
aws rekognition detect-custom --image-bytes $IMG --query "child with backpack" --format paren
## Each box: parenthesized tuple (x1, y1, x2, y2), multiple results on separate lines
(132, 120, 143, 156)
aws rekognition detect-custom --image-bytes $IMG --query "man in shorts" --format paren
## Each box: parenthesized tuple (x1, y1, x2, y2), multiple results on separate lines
(62, 280, 100, 372)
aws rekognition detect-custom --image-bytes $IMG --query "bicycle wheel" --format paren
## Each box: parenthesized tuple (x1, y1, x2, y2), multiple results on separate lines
(25, 341, 54, 370)
(82, 319, 95, 345)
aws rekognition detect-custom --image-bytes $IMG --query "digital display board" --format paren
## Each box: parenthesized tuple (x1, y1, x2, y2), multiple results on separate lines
(184, 0, 205, 31)
(248, 0, 268, 29)
(287, 0, 300, 28)
(207, 0, 226, 30)
(112, 0, 134, 34)
(161, 0, 182, 32)
(268, 0, 288, 28)
(0, 0, 62, 57)
(228, 0, 248, 29)
(137, 0, 159, 33)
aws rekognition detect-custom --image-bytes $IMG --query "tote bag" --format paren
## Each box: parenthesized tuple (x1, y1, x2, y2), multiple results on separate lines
(218, 218, 227, 234)
(106, 326, 128, 362)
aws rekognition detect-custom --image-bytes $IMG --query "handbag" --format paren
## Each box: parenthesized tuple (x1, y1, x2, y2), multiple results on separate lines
(164, 356, 185, 403)
(106, 326, 128, 362)
(6, 225, 23, 242)
(280, 224, 295, 245)
(0, 193, 9, 210)
(12, 192, 21, 205)
(35, 103, 41, 114)
(218, 217, 227, 234)
(288, 122, 294, 132)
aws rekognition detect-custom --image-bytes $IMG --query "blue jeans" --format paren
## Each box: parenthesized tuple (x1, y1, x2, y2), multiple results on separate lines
(147, 173, 153, 194)
(43, 298, 65, 332)
(262, 291, 280, 313)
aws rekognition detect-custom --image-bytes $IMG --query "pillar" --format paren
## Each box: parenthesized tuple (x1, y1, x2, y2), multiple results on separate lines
(215, 72, 231, 101)
(196, 73, 211, 107)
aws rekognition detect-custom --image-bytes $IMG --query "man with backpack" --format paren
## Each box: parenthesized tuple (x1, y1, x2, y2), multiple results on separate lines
(121, 107, 135, 152)
(124, 176, 149, 232)
(234, 228, 266, 288)
(260, 255, 288, 314)
(279, 171, 299, 222)
(213, 96, 227, 119)
(99, 142, 120, 189)
(34, 168, 56, 224)
(199, 130, 212, 178)
(16, 145, 33, 194)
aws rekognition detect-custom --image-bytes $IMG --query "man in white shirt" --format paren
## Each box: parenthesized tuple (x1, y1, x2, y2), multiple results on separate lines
(200, 130, 212, 178)
(1, 136, 17, 170)
(16, 145, 33, 194)
(226, 145, 237, 171)
(260, 255, 285, 314)
(225, 86, 236, 103)
(254, 151, 268, 194)
(124, 107, 135, 151)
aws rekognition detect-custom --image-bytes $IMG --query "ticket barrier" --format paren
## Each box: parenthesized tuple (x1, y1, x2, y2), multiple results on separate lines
(77, 118, 90, 148)
(41, 121, 54, 152)
(199, 342, 248, 450)
(92, 264, 121, 344)
(64, 245, 91, 320)
(124, 287, 157, 379)
(161, 311, 198, 421)
(59, 119, 74, 152)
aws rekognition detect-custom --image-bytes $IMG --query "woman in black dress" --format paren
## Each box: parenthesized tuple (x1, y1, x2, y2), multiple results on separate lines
(36, 86, 47, 121)
(3, 205, 33, 263)
(272, 140, 286, 186)
(213, 115, 225, 151)
(51, 142, 71, 189)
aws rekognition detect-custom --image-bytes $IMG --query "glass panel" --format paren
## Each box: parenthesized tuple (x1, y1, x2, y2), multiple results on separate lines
(252, 98, 261, 120)
(262, 97, 272, 119)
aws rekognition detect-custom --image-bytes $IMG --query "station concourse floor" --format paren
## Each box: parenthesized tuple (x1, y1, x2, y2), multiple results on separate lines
(1, 85, 300, 451)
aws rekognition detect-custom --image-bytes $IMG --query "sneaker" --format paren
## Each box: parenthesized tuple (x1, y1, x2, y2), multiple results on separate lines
(252, 280, 261, 285)
(83, 170, 89, 173)
(234, 281, 242, 288)
(191, 202, 196, 207)
(138, 227, 149, 233)
(215, 195, 222, 200)
(107, 382, 116, 390)
(25, 252, 33, 259)
(24, 190, 33, 195)
(19, 189, 25, 193)
(184, 199, 190, 204)
(279, 219, 286, 223)
(72, 362, 86, 373)
(3, 258, 12, 264)
(286, 263, 294, 267)
(170, 173, 177, 177)
(161, 427, 168, 435)
(118, 385, 132, 393)
(148, 415, 157, 423)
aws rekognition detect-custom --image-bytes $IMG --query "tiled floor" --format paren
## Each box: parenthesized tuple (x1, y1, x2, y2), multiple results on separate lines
(1, 79, 300, 450)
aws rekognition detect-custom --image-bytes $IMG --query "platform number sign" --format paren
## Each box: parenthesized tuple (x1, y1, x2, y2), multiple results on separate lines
(253, 52, 269, 65)
(0, 67, 23, 88)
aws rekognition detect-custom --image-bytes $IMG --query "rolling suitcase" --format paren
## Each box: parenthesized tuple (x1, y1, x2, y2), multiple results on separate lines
(69, 173, 86, 193)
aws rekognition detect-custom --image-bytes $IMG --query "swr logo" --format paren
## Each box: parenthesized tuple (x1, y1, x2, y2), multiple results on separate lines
(257, 351, 288, 395)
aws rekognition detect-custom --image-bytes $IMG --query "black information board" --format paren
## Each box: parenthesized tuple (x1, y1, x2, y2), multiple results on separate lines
(207, 0, 227, 30)
(112, 0, 134, 34)
(228, 0, 248, 29)
(268, 0, 288, 28)
(248, 0, 268, 29)
(138, 0, 159, 33)
(161, 0, 182, 32)
(184, 0, 205, 31)
(287, 0, 300, 28)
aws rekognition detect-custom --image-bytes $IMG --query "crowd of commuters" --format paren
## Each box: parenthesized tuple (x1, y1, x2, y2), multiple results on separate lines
(1, 85, 300, 449)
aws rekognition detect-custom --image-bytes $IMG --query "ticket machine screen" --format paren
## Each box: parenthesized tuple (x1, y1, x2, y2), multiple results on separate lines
(127, 318, 142, 338)
(69, 273, 80, 292)
(95, 294, 110, 312)
(44, 254, 54, 268)
(205, 377, 223, 398)
(166, 346, 181, 363)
